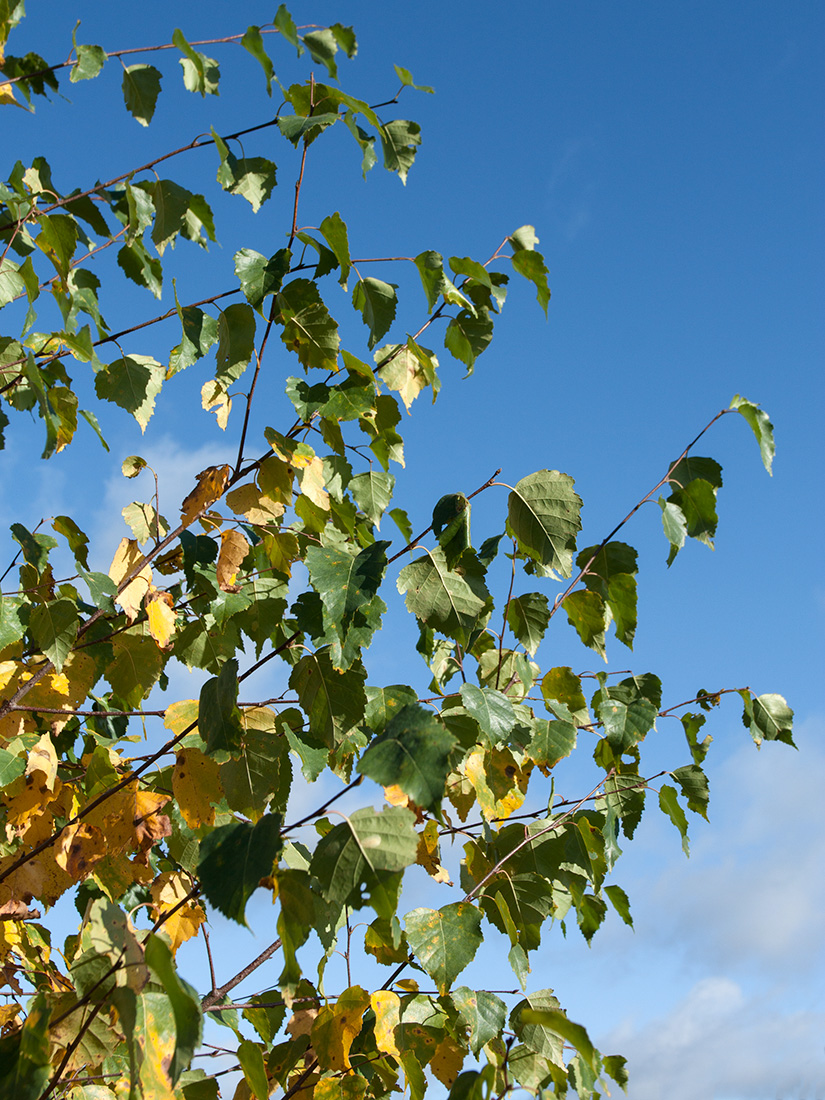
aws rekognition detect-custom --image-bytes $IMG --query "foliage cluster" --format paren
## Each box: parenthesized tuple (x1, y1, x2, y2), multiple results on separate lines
(0, 6, 793, 1099)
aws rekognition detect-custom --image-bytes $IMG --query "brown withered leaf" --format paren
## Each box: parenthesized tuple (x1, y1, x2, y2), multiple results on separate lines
(216, 529, 250, 592)
(180, 464, 231, 527)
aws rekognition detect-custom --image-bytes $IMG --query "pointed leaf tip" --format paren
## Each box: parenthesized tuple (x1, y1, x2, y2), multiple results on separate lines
(729, 394, 775, 474)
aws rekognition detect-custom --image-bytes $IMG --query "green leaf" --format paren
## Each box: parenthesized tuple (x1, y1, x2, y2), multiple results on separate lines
(397, 546, 491, 647)
(349, 469, 395, 528)
(508, 226, 540, 251)
(36, 214, 78, 280)
(511, 249, 551, 314)
(0, 991, 51, 1099)
(144, 934, 202, 1084)
(518, 1008, 597, 1074)
(509, 990, 563, 1062)
(432, 493, 471, 569)
(118, 240, 163, 298)
(95, 355, 164, 431)
(71, 43, 106, 83)
(667, 454, 723, 491)
(274, 5, 302, 55)
(289, 650, 366, 749)
(173, 28, 219, 95)
(216, 303, 256, 383)
(730, 394, 775, 474)
(604, 884, 633, 928)
(52, 515, 89, 569)
(168, 299, 219, 375)
(667, 478, 718, 547)
(405, 903, 483, 994)
(320, 212, 351, 287)
(28, 598, 78, 672)
(562, 589, 606, 658)
(198, 814, 283, 925)
(234, 248, 290, 314)
(659, 783, 690, 855)
(357, 704, 457, 810)
(106, 633, 163, 707)
(237, 1039, 269, 1100)
(541, 667, 588, 725)
(507, 470, 582, 578)
(212, 128, 277, 211)
(507, 592, 550, 656)
(593, 675, 661, 752)
(577, 541, 638, 648)
(393, 64, 434, 94)
(352, 277, 397, 349)
(221, 722, 292, 821)
(275, 278, 340, 371)
(121, 64, 162, 126)
(459, 684, 516, 745)
(452, 987, 506, 1056)
(379, 120, 421, 183)
(364, 685, 419, 733)
(310, 805, 418, 909)
(241, 26, 274, 95)
(0, 595, 27, 651)
(671, 763, 710, 819)
(525, 717, 577, 769)
(0, 747, 26, 787)
(444, 307, 493, 372)
(199, 658, 243, 758)
(740, 690, 795, 747)
(659, 497, 687, 566)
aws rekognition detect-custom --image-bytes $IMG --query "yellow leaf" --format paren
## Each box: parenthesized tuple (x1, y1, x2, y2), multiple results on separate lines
(145, 587, 176, 649)
(314, 1075, 368, 1100)
(0, 82, 25, 109)
(0, 1004, 21, 1028)
(225, 483, 285, 526)
(201, 379, 231, 428)
(445, 769, 476, 822)
(180, 464, 231, 526)
(431, 1037, 466, 1089)
(262, 531, 300, 576)
(416, 819, 452, 884)
(311, 986, 370, 1071)
(298, 457, 329, 510)
(257, 454, 294, 503)
(108, 538, 152, 623)
(172, 747, 223, 828)
(164, 699, 199, 737)
(150, 871, 206, 954)
(394, 978, 419, 993)
(54, 822, 107, 880)
(25, 733, 58, 791)
(464, 747, 532, 822)
(216, 529, 250, 592)
(370, 991, 402, 1057)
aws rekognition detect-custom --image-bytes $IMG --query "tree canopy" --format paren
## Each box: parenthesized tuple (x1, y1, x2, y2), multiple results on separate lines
(0, 6, 793, 1099)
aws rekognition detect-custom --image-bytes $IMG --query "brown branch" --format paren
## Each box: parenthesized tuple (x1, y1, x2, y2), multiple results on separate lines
(201, 937, 283, 1009)
(387, 467, 502, 565)
(547, 407, 732, 623)
(282, 774, 364, 833)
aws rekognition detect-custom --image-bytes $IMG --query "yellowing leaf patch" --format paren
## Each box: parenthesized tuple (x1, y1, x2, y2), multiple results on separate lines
(109, 538, 152, 622)
(145, 586, 176, 649)
(172, 747, 223, 828)
(150, 871, 206, 953)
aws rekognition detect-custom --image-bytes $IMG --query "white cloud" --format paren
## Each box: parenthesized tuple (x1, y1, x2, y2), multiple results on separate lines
(607, 976, 825, 1099)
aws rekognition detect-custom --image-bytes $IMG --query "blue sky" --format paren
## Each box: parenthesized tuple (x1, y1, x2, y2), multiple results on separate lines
(2, 2, 824, 1096)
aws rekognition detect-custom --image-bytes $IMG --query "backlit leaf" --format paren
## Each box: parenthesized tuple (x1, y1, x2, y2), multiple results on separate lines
(404, 902, 483, 994)
(358, 704, 457, 811)
(507, 470, 582, 578)
(197, 814, 282, 925)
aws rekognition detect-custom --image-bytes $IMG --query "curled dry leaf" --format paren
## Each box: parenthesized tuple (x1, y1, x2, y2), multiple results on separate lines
(180, 464, 231, 526)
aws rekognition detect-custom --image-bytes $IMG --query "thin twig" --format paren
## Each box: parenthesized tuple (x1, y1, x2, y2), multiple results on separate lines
(201, 938, 283, 1009)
